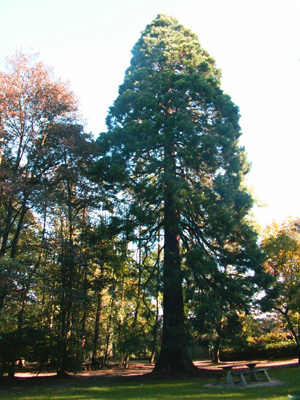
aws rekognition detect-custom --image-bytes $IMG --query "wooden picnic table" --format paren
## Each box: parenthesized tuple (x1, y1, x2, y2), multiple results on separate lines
(246, 362, 257, 370)
(216, 362, 271, 387)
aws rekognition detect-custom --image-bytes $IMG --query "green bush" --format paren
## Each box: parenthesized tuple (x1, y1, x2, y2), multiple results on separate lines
(220, 342, 298, 361)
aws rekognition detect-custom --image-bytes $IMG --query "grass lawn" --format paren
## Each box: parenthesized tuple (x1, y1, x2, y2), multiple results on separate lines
(0, 365, 299, 400)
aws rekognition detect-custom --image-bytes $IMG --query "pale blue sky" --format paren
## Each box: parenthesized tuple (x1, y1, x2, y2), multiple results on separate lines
(1, 0, 300, 227)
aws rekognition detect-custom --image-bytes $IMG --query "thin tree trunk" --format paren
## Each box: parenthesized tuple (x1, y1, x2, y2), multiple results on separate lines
(284, 313, 300, 364)
(103, 295, 115, 368)
(18, 211, 47, 330)
(10, 198, 29, 259)
(212, 338, 221, 364)
(0, 198, 13, 257)
(150, 294, 159, 364)
(150, 232, 162, 365)
(92, 292, 102, 369)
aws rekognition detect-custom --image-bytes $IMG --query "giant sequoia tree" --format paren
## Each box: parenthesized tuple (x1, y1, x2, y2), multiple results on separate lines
(96, 15, 265, 373)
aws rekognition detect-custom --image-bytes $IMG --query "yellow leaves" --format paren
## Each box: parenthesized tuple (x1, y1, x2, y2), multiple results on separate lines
(262, 217, 300, 282)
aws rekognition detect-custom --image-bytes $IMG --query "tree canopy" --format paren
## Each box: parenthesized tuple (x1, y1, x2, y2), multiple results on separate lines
(0, 50, 79, 259)
(261, 218, 300, 361)
(0, 18, 282, 377)
(95, 14, 267, 373)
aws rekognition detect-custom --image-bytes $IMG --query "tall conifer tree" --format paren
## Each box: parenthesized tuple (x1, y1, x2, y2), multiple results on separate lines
(96, 15, 265, 373)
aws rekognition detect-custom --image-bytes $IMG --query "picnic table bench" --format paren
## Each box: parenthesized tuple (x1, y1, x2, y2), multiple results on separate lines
(216, 363, 271, 387)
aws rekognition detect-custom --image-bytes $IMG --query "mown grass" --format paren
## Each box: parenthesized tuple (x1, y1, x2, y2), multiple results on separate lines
(0, 366, 299, 400)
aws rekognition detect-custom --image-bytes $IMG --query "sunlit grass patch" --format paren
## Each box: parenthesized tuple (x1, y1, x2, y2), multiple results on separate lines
(0, 366, 299, 400)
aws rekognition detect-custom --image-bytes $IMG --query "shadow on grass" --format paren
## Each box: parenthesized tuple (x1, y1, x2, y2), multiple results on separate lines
(0, 364, 299, 400)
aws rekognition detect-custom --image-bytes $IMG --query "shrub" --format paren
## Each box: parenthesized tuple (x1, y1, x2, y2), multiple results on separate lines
(220, 342, 298, 361)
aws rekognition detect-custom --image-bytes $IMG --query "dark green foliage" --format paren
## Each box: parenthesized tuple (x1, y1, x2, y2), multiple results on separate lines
(219, 316, 298, 362)
(221, 341, 298, 362)
(0, 328, 51, 376)
(0, 24, 277, 374)
(95, 14, 267, 372)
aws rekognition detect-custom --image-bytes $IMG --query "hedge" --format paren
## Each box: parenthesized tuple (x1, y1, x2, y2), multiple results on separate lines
(220, 342, 299, 361)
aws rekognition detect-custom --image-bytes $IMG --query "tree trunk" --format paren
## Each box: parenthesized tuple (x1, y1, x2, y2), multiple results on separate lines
(212, 340, 220, 364)
(0, 198, 13, 257)
(285, 314, 300, 364)
(154, 239, 196, 373)
(150, 294, 160, 364)
(8, 362, 15, 378)
(154, 149, 196, 374)
(10, 198, 29, 259)
(57, 241, 74, 376)
(92, 292, 102, 368)
(103, 302, 114, 368)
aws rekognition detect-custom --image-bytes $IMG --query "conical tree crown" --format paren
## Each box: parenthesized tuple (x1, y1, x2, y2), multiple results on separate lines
(96, 14, 267, 374)
(104, 15, 245, 219)
(128, 14, 221, 78)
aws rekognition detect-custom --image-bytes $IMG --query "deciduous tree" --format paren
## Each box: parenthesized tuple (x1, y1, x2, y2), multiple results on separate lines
(0, 50, 79, 259)
(261, 218, 300, 362)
